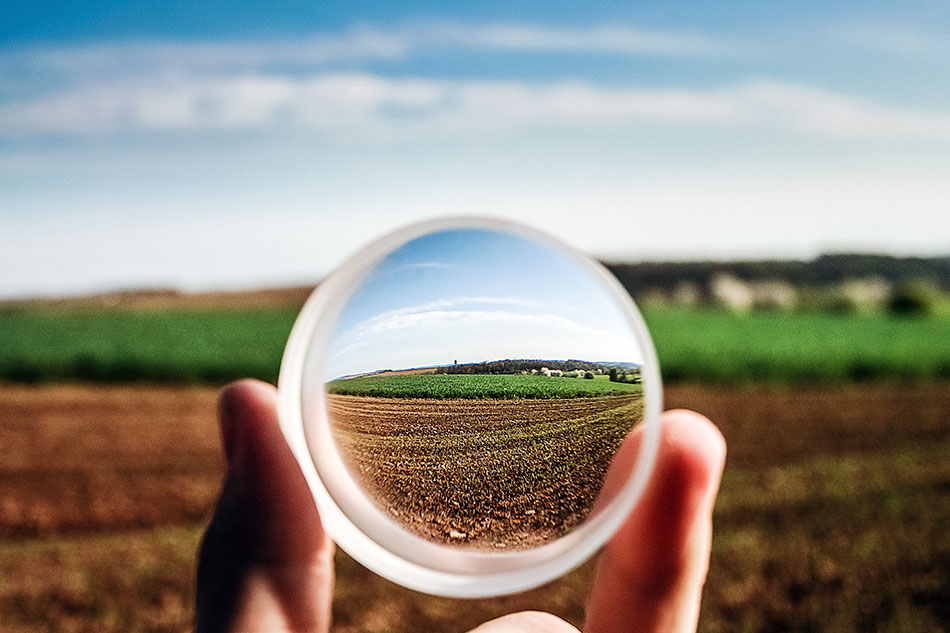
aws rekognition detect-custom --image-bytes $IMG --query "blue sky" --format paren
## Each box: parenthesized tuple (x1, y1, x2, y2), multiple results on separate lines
(2, 2, 949, 298)
(324, 228, 642, 379)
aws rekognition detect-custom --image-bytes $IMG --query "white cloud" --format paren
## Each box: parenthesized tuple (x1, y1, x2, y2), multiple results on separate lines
(830, 23, 944, 57)
(326, 301, 633, 378)
(3, 71, 950, 142)
(334, 297, 554, 348)
(424, 23, 730, 57)
(0, 28, 409, 78)
(1, 22, 729, 79)
(345, 308, 598, 342)
(733, 81, 950, 140)
(3, 22, 946, 143)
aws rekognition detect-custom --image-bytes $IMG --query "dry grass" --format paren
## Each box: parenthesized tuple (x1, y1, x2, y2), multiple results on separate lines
(665, 384, 950, 632)
(0, 382, 947, 632)
(0, 384, 223, 536)
(0, 286, 313, 312)
(0, 524, 203, 633)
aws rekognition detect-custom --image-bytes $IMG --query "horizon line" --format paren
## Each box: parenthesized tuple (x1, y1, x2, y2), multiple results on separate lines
(3, 250, 948, 304)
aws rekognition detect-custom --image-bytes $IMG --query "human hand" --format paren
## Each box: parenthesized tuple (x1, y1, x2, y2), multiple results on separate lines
(195, 380, 726, 633)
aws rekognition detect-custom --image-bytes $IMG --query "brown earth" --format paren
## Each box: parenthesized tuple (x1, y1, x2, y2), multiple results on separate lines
(327, 393, 644, 549)
(0, 285, 315, 311)
(0, 382, 948, 633)
(0, 383, 223, 537)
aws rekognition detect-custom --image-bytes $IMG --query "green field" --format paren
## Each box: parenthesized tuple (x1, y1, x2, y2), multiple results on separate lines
(326, 373, 641, 399)
(0, 307, 298, 384)
(643, 308, 950, 384)
(1, 305, 949, 384)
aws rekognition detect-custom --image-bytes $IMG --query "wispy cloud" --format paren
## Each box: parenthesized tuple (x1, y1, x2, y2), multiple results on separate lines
(0, 22, 731, 79)
(329, 305, 615, 364)
(830, 23, 945, 57)
(325, 300, 639, 378)
(344, 308, 599, 343)
(389, 262, 462, 273)
(0, 28, 410, 78)
(3, 71, 950, 142)
(741, 81, 950, 140)
(422, 23, 731, 57)
(334, 296, 547, 346)
(4, 21, 946, 143)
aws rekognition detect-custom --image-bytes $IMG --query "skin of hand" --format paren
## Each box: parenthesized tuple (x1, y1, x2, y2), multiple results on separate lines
(195, 380, 726, 633)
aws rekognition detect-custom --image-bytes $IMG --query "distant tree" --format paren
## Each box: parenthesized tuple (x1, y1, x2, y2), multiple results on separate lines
(622, 369, 642, 384)
(608, 367, 619, 382)
(605, 254, 950, 301)
(437, 358, 607, 375)
(889, 281, 940, 317)
(584, 371, 595, 380)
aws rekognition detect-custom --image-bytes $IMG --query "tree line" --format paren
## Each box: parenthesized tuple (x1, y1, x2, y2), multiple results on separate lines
(436, 359, 612, 375)
(604, 254, 950, 294)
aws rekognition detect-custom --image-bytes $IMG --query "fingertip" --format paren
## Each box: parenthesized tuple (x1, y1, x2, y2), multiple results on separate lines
(601, 409, 726, 583)
(213, 379, 326, 559)
(659, 409, 727, 496)
(218, 379, 277, 416)
(642, 409, 726, 537)
(217, 379, 278, 465)
(585, 410, 726, 633)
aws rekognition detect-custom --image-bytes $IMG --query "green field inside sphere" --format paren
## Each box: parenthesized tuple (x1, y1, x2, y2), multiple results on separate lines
(325, 372, 642, 399)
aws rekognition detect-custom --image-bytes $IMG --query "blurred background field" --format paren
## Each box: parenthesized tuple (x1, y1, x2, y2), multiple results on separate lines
(3, 305, 950, 386)
(3, 255, 950, 387)
(0, 381, 946, 633)
(0, 268, 948, 633)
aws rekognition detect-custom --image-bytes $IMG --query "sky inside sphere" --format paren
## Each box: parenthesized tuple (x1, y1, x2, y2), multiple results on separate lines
(324, 228, 642, 379)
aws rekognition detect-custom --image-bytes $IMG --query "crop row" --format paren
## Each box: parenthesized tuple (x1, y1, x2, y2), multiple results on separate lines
(328, 393, 644, 548)
(325, 373, 643, 399)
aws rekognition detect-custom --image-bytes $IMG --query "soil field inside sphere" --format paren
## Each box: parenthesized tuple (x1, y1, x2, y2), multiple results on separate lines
(327, 393, 644, 549)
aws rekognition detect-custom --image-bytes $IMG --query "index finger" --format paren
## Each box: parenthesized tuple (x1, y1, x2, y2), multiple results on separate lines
(585, 410, 726, 633)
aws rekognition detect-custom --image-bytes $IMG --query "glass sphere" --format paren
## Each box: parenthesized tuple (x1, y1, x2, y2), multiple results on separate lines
(278, 217, 661, 597)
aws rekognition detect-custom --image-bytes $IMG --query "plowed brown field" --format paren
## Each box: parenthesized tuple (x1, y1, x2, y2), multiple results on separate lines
(328, 393, 644, 549)
(0, 384, 222, 537)
(0, 382, 948, 633)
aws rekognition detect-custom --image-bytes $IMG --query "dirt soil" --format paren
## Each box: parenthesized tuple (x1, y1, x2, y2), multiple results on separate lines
(0, 382, 948, 633)
(0, 383, 223, 537)
(327, 393, 644, 550)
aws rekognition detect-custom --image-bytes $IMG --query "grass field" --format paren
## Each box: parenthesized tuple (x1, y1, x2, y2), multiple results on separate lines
(1, 382, 946, 632)
(0, 307, 298, 384)
(2, 305, 948, 385)
(643, 307, 950, 383)
(326, 373, 641, 399)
